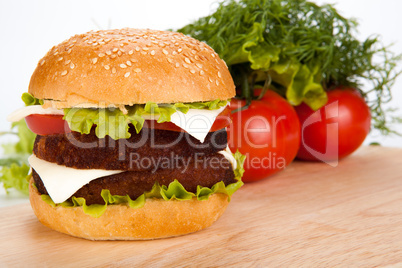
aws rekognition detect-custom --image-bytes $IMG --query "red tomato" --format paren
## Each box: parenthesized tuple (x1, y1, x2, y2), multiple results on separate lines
(25, 114, 70, 135)
(295, 88, 371, 161)
(25, 107, 231, 136)
(227, 90, 301, 182)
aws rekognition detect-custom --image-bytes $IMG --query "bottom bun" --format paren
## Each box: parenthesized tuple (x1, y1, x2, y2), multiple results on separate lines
(29, 179, 229, 240)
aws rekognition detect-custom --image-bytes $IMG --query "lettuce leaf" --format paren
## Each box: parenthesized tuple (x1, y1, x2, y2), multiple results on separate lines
(63, 99, 228, 140)
(177, 0, 330, 110)
(0, 120, 36, 195)
(0, 163, 30, 195)
(41, 151, 245, 218)
(22, 92, 43, 106)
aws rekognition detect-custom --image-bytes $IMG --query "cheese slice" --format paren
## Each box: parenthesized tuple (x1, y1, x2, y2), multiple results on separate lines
(7, 105, 64, 122)
(170, 105, 227, 143)
(28, 154, 124, 204)
(218, 146, 237, 170)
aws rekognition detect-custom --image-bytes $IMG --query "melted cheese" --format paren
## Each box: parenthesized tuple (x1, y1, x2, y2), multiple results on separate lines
(28, 154, 124, 204)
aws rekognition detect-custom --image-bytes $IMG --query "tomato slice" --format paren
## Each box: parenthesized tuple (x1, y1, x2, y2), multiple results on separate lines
(25, 107, 231, 136)
(25, 114, 71, 135)
(143, 106, 232, 132)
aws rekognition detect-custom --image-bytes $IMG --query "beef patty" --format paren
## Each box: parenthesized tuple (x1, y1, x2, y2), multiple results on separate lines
(33, 153, 236, 205)
(33, 126, 227, 171)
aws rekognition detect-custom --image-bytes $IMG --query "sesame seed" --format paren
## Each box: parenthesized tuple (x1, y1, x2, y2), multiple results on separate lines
(65, 59, 71, 65)
(185, 57, 191, 64)
(216, 80, 220, 86)
(218, 71, 222, 78)
(150, 50, 155, 56)
(175, 63, 180, 68)
(126, 61, 132, 66)
(135, 47, 140, 52)
(98, 53, 105, 57)
(129, 50, 134, 55)
(113, 48, 118, 53)
(190, 69, 196, 74)
(183, 63, 189, 69)
(111, 55, 117, 59)
(141, 51, 147, 55)
(120, 43, 124, 47)
(172, 51, 177, 55)
(162, 49, 169, 55)
(196, 63, 203, 69)
(124, 72, 131, 77)
(117, 51, 122, 56)
(106, 50, 112, 55)
(134, 68, 142, 73)
(58, 57, 63, 61)
(67, 49, 72, 54)
(104, 65, 110, 70)
(200, 70, 205, 76)
(167, 58, 173, 63)
(92, 58, 98, 64)
(211, 53, 216, 58)
(61, 70, 68, 76)
(40, 60, 45, 66)
(70, 63, 75, 69)
(209, 77, 213, 83)
(53, 51, 59, 56)
(112, 67, 117, 74)
(178, 48, 183, 53)
(142, 47, 149, 51)
(120, 63, 127, 68)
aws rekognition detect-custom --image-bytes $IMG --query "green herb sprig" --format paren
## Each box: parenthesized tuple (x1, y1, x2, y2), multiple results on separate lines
(178, 0, 401, 134)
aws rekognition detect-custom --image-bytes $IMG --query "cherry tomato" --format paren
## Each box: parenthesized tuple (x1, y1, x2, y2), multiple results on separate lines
(227, 90, 301, 182)
(295, 88, 371, 161)
(25, 114, 70, 135)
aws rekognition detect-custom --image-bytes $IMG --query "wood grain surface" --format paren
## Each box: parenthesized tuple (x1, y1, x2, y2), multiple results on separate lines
(1, 146, 401, 267)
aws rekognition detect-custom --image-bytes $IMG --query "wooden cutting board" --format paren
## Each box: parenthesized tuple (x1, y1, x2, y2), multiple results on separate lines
(1, 146, 401, 267)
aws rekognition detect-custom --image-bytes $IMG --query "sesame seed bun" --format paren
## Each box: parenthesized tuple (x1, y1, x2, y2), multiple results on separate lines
(28, 28, 235, 108)
(29, 179, 229, 240)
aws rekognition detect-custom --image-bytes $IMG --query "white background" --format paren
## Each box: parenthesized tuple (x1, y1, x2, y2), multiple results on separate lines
(0, 0, 401, 147)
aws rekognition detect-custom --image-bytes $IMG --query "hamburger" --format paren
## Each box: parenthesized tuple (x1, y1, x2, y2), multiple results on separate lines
(8, 28, 244, 240)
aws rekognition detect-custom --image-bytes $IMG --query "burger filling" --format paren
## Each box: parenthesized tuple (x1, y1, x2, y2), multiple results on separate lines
(32, 127, 237, 205)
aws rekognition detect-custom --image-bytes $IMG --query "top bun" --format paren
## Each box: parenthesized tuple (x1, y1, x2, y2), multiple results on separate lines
(29, 28, 235, 108)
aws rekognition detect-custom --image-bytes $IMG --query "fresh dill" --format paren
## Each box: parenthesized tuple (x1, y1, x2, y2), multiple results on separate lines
(178, 0, 401, 134)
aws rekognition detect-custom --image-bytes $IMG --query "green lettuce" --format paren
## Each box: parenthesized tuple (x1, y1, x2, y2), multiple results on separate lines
(178, 2, 329, 110)
(63, 99, 228, 140)
(0, 119, 36, 195)
(22, 92, 43, 106)
(21, 93, 228, 140)
(41, 151, 246, 218)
